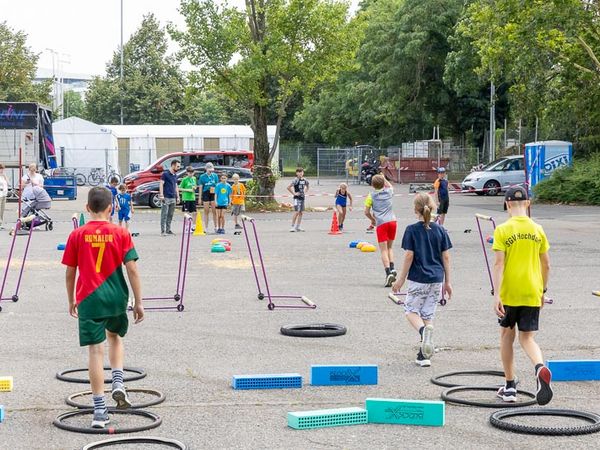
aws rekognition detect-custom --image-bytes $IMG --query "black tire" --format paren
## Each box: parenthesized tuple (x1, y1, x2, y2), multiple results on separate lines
(431, 370, 512, 388)
(441, 386, 537, 408)
(475, 191, 485, 196)
(82, 436, 187, 450)
(66, 388, 165, 409)
(75, 173, 86, 186)
(53, 409, 161, 435)
(490, 408, 600, 436)
(56, 367, 146, 384)
(47, 222, 53, 231)
(149, 193, 161, 209)
(484, 180, 501, 196)
(280, 323, 347, 338)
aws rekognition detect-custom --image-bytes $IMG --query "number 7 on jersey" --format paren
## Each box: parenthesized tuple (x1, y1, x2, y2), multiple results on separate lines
(92, 242, 106, 273)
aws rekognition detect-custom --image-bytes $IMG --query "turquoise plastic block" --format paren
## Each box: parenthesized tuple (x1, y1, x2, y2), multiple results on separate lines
(288, 407, 368, 430)
(232, 373, 302, 390)
(365, 398, 444, 427)
(0, 405, 4, 423)
(547, 360, 600, 381)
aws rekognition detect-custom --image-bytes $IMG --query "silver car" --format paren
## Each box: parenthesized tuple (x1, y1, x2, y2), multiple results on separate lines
(462, 155, 525, 196)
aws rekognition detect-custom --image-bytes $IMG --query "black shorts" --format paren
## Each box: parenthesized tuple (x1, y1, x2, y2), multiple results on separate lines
(182, 200, 197, 213)
(437, 198, 449, 214)
(498, 306, 540, 332)
(216, 205, 227, 210)
(201, 191, 215, 203)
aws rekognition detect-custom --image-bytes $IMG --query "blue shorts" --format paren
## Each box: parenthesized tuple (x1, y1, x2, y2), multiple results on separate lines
(118, 209, 131, 222)
(335, 198, 347, 208)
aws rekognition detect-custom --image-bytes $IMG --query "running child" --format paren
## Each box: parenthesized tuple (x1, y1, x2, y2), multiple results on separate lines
(364, 174, 397, 287)
(287, 167, 309, 232)
(105, 177, 119, 223)
(334, 183, 353, 231)
(231, 173, 246, 230)
(492, 186, 553, 405)
(179, 166, 198, 229)
(62, 187, 144, 429)
(215, 173, 232, 234)
(116, 184, 133, 230)
(391, 193, 452, 367)
(433, 167, 449, 226)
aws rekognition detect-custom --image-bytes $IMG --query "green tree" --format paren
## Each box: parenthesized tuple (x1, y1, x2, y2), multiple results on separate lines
(171, 0, 361, 199)
(63, 90, 85, 119)
(0, 21, 51, 103)
(85, 14, 187, 125)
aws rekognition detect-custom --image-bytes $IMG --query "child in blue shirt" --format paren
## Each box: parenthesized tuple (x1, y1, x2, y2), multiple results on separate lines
(106, 177, 119, 223)
(392, 193, 453, 368)
(116, 184, 134, 230)
(215, 174, 232, 234)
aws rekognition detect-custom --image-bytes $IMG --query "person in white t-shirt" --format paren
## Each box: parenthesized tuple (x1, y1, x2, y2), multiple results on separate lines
(22, 163, 44, 188)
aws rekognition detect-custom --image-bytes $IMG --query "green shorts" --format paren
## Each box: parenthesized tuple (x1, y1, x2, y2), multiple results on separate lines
(79, 313, 129, 346)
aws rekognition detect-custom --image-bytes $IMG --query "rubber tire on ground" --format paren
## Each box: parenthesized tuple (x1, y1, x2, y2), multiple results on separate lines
(431, 370, 514, 388)
(490, 408, 600, 436)
(53, 409, 161, 434)
(280, 323, 347, 338)
(82, 436, 187, 450)
(66, 388, 166, 409)
(441, 385, 537, 408)
(56, 367, 147, 384)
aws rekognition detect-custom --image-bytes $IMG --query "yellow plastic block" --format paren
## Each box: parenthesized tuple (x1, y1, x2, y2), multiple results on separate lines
(0, 376, 13, 392)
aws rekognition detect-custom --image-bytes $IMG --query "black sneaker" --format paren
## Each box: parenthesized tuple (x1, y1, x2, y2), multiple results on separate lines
(415, 350, 431, 367)
(536, 366, 553, 405)
(384, 271, 396, 287)
(166, 230, 175, 236)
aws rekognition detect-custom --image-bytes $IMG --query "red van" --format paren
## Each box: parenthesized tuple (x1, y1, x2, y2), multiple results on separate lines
(123, 150, 254, 191)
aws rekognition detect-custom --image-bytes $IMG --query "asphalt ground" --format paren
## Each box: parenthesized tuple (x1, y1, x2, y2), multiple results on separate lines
(1, 178, 600, 449)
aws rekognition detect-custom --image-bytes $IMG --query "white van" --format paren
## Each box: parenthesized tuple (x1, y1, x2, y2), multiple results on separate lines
(461, 155, 525, 196)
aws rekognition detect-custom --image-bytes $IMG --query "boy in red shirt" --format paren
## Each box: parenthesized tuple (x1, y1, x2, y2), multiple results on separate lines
(62, 187, 144, 428)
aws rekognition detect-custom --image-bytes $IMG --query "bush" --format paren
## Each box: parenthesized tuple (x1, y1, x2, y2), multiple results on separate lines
(533, 154, 600, 205)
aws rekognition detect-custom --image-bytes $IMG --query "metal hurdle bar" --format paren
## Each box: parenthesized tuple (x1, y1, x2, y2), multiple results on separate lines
(475, 213, 553, 304)
(240, 215, 316, 310)
(139, 214, 192, 312)
(0, 218, 35, 309)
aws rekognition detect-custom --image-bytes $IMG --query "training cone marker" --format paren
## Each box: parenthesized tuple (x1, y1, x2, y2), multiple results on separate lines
(78, 213, 85, 227)
(57, 243, 66, 251)
(211, 244, 226, 253)
(361, 244, 377, 252)
(356, 242, 367, 249)
(349, 240, 360, 248)
(593, 291, 600, 297)
(328, 212, 341, 235)
(211, 238, 231, 246)
(193, 213, 205, 236)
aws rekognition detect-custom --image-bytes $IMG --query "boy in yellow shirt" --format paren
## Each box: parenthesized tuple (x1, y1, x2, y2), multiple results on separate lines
(492, 186, 552, 405)
(230, 173, 246, 230)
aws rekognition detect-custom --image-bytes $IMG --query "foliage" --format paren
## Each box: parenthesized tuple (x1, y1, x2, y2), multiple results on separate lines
(171, 0, 361, 199)
(85, 14, 187, 125)
(63, 91, 85, 119)
(533, 154, 600, 205)
(0, 21, 51, 104)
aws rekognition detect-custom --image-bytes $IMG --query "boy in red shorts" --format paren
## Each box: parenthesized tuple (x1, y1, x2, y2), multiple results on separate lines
(62, 187, 144, 428)
(364, 174, 397, 287)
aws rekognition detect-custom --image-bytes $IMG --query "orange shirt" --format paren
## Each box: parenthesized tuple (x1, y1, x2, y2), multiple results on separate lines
(231, 183, 246, 205)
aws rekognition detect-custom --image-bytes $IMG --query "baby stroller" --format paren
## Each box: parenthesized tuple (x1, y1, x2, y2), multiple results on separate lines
(20, 185, 53, 231)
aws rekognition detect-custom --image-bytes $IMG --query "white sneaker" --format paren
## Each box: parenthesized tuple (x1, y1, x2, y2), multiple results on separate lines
(289, 227, 296, 232)
(295, 227, 305, 232)
(421, 325, 434, 359)
(497, 386, 517, 402)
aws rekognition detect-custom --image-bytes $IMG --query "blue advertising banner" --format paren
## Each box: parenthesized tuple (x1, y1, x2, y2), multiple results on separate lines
(525, 141, 572, 193)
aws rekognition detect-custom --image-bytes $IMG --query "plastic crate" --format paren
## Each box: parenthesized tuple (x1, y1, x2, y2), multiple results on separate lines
(365, 398, 444, 426)
(0, 377, 13, 392)
(232, 373, 302, 390)
(546, 360, 600, 381)
(288, 407, 368, 430)
(311, 365, 378, 386)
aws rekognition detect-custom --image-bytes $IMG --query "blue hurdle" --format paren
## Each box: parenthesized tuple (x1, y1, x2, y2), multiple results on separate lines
(232, 373, 302, 390)
(311, 365, 378, 386)
(546, 360, 600, 381)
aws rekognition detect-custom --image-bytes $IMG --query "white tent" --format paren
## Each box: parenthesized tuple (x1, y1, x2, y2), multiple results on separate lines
(53, 117, 119, 171)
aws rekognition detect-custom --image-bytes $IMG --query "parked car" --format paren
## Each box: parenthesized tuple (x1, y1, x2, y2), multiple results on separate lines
(461, 155, 525, 196)
(132, 166, 252, 208)
(124, 150, 253, 192)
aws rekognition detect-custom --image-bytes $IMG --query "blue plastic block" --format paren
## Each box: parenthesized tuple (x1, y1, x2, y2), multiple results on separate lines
(546, 360, 600, 381)
(365, 398, 445, 426)
(349, 240, 360, 248)
(57, 243, 66, 251)
(0, 405, 4, 423)
(311, 365, 378, 386)
(232, 373, 302, 390)
(288, 407, 368, 429)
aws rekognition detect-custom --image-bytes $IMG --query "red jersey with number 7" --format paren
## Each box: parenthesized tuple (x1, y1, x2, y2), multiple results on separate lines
(62, 221, 138, 319)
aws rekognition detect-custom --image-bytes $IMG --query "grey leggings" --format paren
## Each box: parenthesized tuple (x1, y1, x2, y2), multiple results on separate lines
(0, 196, 5, 226)
(160, 197, 176, 233)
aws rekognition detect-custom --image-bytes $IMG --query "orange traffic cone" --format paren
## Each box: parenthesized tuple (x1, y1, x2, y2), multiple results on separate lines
(328, 211, 341, 235)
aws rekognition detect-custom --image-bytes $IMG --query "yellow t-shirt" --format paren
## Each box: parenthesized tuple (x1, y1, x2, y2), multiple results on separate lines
(231, 183, 246, 205)
(492, 216, 549, 307)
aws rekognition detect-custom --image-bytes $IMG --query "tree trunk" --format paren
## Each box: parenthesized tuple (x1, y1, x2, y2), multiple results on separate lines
(252, 101, 276, 202)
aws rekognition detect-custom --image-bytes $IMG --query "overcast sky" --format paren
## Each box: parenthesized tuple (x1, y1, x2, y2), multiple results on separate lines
(4, 0, 358, 77)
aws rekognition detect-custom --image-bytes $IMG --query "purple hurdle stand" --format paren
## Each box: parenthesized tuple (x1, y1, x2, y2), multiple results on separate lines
(475, 213, 552, 304)
(240, 215, 316, 311)
(140, 214, 192, 312)
(72, 213, 79, 230)
(0, 218, 34, 310)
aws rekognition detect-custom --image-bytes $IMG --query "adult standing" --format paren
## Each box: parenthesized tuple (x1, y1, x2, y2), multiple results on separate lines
(21, 163, 44, 188)
(159, 160, 180, 236)
(0, 163, 8, 229)
(199, 163, 219, 234)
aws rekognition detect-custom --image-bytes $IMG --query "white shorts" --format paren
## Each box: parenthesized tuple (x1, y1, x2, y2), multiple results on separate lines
(403, 281, 442, 321)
